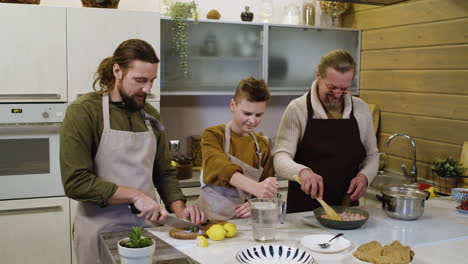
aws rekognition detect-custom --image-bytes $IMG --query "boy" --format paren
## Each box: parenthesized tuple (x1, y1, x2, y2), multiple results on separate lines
(195, 77, 278, 220)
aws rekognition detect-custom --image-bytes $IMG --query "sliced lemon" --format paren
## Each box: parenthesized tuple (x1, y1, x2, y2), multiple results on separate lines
(206, 224, 226, 241)
(196, 235, 208, 248)
(223, 222, 237, 238)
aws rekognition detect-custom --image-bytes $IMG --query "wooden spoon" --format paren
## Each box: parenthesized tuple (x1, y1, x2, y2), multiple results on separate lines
(293, 175, 343, 221)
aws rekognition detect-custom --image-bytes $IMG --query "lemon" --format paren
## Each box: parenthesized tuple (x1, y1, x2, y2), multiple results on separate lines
(223, 222, 237, 238)
(206, 224, 226, 241)
(196, 235, 208, 248)
(171, 160, 179, 167)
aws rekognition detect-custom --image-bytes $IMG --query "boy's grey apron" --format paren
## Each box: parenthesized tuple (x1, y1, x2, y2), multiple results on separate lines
(196, 122, 264, 220)
(73, 93, 158, 264)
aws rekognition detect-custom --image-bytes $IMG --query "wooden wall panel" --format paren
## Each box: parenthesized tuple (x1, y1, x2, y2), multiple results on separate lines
(360, 91, 468, 121)
(360, 70, 468, 95)
(343, 0, 468, 30)
(379, 113, 468, 145)
(362, 19, 468, 50)
(377, 132, 462, 163)
(343, 0, 467, 182)
(361, 45, 468, 70)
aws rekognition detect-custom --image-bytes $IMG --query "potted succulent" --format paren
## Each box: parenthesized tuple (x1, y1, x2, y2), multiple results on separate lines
(168, 0, 199, 78)
(432, 156, 466, 194)
(81, 0, 120, 9)
(118, 226, 155, 264)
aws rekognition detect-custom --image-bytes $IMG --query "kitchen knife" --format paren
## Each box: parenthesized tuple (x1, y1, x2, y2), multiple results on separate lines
(128, 204, 202, 229)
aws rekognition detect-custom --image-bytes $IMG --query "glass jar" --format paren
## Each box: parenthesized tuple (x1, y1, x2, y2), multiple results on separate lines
(283, 3, 300, 25)
(303, 0, 315, 26)
(261, 0, 273, 23)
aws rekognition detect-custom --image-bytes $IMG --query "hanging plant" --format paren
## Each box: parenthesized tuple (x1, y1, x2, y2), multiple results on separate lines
(168, 0, 199, 78)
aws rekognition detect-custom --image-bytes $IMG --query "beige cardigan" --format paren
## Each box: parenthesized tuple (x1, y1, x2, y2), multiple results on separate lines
(273, 80, 379, 184)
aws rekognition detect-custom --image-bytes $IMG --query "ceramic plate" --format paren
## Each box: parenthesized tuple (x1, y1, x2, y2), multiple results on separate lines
(300, 234, 351, 253)
(236, 244, 314, 264)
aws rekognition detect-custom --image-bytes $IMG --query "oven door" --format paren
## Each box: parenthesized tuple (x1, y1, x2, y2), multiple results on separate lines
(0, 124, 64, 200)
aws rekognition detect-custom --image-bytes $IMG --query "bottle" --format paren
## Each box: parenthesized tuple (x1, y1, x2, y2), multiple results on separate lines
(241, 6, 254, 21)
(283, 3, 300, 25)
(303, 0, 315, 26)
(261, 0, 273, 23)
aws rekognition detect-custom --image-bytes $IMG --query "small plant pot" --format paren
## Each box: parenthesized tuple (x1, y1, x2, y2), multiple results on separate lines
(81, 0, 119, 9)
(117, 238, 155, 264)
(0, 0, 40, 4)
(176, 162, 193, 180)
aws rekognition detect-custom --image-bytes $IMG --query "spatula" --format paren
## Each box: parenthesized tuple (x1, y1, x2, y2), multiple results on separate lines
(293, 175, 343, 221)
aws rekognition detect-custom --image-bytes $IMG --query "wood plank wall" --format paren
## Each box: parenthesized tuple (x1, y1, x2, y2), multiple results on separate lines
(343, 0, 468, 189)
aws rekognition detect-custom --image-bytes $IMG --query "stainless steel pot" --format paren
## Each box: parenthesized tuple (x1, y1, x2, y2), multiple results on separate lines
(377, 186, 430, 220)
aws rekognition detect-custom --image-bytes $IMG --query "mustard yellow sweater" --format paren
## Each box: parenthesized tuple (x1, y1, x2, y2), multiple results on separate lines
(201, 124, 274, 188)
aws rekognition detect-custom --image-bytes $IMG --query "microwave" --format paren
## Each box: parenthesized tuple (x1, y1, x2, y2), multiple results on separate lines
(0, 103, 67, 200)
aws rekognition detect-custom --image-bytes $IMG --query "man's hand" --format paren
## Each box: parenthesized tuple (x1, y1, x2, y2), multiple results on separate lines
(254, 177, 278, 198)
(298, 168, 324, 199)
(132, 193, 168, 223)
(235, 201, 251, 218)
(171, 200, 207, 225)
(347, 173, 368, 200)
(180, 204, 207, 225)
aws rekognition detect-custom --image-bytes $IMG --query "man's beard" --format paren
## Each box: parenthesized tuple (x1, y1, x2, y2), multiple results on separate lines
(324, 94, 344, 110)
(120, 90, 146, 111)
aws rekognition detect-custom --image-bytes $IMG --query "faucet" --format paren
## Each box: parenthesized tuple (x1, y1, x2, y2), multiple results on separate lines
(385, 133, 418, 184)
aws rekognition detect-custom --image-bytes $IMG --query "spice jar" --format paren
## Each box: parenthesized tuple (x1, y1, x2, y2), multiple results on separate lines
(303, 0, 315, 26)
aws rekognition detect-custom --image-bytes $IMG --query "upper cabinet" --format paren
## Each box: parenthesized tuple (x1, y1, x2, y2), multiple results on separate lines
(160, 19, 361, 96)
(67, 8, 161, 102)
(268, 26, 361, 95)
(0, 4, 67, 102)
(160, 19, 264, 95)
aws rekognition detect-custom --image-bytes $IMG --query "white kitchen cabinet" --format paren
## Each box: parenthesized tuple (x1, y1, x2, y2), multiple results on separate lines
(0, 197, 71, 264)
(67, 8, 161, 102)
(0, 4, 67, 102)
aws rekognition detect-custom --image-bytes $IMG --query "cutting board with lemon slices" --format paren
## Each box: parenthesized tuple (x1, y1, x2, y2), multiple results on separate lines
(169, 220, 227, 240)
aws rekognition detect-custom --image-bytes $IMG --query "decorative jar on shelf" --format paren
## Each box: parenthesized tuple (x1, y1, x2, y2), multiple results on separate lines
(303, 0, 315, 26)
(260, 0, 273, 23)
(283, 3, 301, 25)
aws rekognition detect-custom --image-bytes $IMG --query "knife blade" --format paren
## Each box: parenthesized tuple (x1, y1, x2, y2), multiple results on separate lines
(128, 204, 202, 229)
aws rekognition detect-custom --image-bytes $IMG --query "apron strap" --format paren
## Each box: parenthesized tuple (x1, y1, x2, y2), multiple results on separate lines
(102, 93, 111, 131)
(225, 122, 263, 168)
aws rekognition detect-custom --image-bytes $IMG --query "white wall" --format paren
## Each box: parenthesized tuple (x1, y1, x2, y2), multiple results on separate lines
(41, 0, 333, 25)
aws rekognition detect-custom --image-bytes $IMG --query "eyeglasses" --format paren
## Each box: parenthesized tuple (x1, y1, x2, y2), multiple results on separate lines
(322, 80, 351, 94)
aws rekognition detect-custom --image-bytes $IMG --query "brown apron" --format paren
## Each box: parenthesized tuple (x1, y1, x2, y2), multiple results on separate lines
(196, 122, 264, 220)
(73, 93, 158, 264)
(287, 91, 366, 213)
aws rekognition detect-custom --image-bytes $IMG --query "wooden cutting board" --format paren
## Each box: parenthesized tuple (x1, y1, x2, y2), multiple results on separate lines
(169, 219, 228, 240)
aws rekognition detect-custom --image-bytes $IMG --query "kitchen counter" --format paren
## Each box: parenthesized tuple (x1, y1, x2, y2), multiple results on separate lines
(100, 198, 467, 264)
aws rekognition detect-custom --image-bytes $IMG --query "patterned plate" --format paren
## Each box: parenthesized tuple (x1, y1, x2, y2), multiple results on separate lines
(236, 244, 314, 264)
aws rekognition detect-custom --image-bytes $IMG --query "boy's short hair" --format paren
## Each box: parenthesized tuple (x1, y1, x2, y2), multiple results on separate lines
(233, 77, 271, 103)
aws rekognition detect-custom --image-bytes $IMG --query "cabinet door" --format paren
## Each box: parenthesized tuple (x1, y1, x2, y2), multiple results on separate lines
(0, 4, 67, 102)
(0, 197, 71, 264)
(67, 8, 161, 102)
(268, 26, 361, 95)
(161, 19, 264, 95)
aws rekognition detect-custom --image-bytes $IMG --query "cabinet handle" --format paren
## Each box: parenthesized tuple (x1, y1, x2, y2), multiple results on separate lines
(0, 205, 62, 213)
(0, 94, 61, 99)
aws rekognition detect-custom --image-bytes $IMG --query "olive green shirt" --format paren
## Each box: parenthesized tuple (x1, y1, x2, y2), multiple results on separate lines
(60, 92, 186, 208)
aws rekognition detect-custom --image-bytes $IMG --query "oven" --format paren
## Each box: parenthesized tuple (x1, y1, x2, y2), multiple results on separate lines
(0, 103, 67, 200)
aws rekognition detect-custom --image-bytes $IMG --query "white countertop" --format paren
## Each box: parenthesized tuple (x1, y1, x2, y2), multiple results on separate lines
(148, 197, 467, 264)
